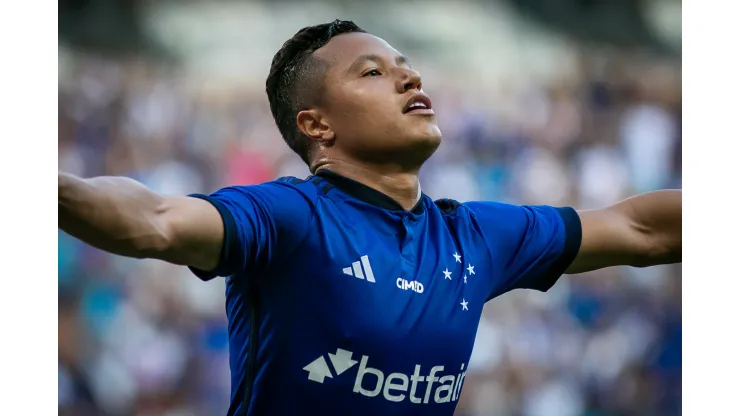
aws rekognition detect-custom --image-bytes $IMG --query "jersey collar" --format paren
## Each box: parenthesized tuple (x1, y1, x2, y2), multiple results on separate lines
(315, 170, 426, 215)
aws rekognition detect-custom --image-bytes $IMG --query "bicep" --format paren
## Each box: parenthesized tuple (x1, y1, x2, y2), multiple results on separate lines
(467, 202, 581, 298)
(169, 183, 314, 280)
(566, 205, 652, 274)
(155, 195, 225, 272)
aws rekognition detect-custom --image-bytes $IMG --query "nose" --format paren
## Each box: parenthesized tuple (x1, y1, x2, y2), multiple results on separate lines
(396, 68, 422, 93)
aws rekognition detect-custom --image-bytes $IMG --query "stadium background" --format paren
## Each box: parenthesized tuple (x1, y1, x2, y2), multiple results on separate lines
(57, 1, 682, 415)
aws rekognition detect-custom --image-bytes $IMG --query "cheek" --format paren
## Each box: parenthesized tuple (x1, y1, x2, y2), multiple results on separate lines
(332, 93, 394, 128)
(335, 80, 393, 111)
(324, 81, 407, 139)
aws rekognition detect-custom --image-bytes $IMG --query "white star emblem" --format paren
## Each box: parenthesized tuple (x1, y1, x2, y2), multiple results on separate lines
(467, 264, 475, 275)
(463, 274, 467, 284)
(453, 252, 462, 263)
(460, 299, 469, 311)
(443, 268, 452, 280)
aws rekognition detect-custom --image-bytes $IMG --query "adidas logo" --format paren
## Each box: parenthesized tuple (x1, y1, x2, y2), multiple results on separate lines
(342, 255, 376, 283)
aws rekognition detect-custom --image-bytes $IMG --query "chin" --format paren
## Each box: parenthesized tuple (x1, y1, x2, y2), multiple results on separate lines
(402, 130, 442, 164)
(415, 132, 442, 149)
(415, 125, 443, 148)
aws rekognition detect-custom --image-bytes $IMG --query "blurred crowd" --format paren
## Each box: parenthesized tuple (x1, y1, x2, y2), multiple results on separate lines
(58, 41, 681, 416)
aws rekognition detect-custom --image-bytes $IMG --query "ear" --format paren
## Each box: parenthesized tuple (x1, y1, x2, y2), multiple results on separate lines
(296, 109, 335, 144)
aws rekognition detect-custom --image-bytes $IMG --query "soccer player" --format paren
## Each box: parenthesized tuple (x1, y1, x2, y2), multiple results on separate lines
(58, 20, 682, 416)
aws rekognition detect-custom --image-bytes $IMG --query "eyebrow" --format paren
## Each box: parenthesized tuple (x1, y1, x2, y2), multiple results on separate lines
(347, 54, 412, 73)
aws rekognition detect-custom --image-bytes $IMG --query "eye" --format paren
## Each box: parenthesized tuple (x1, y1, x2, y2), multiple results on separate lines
(362, 69, 382, 77)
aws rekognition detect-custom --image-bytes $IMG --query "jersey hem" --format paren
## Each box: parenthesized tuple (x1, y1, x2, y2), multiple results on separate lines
(534, 207, 582, 292)
(186, 193, 238, 281)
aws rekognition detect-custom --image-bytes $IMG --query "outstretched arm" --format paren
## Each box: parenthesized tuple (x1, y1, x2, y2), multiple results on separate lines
(58, 172, 224, 271)
(566, 190, 682, 274)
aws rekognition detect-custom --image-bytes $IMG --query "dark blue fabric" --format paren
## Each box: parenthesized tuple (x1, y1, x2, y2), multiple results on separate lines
(188, 174, 581, 416)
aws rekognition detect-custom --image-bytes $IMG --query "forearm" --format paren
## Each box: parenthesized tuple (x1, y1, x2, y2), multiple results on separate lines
(620, 189, 682, 265)
(569, 189, 681, 274)
(58, 172, 171, 258)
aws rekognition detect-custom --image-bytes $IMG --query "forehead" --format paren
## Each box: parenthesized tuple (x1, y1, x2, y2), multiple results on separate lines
(314, 32, 402, 69)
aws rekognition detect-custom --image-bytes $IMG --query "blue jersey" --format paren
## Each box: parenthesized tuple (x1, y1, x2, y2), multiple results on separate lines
(189, 170, 581, 416)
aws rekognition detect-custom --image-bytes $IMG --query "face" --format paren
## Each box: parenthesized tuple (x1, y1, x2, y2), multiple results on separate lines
(299, 32, 442, 168)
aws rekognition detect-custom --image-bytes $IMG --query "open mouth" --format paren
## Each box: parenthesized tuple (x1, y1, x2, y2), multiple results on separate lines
(403, 94, 434, 115)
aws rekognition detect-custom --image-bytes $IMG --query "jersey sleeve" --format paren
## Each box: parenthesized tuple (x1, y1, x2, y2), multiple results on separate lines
(464, 202, 582, 300)
(187, 181, 314, 281)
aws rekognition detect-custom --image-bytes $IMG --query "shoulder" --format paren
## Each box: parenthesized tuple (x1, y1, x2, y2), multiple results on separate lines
(434, 198, 567, 233)
(212, 176, 322, 207)
(461, 200, 579, 244)
(196, 176, 325, 235)
(433, 197, 464, 216)
(260, 175, 323, 196)
(431, 198, 515, 221)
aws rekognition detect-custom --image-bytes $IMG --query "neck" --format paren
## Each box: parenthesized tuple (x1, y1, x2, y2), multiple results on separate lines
(315, 160, 421, 211)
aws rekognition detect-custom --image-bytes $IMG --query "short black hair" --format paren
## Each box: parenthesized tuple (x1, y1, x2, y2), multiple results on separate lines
(266, 20, 366, 165)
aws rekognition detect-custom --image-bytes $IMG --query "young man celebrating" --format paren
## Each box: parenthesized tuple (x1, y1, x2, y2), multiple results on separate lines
(58, 20, 681, 416)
